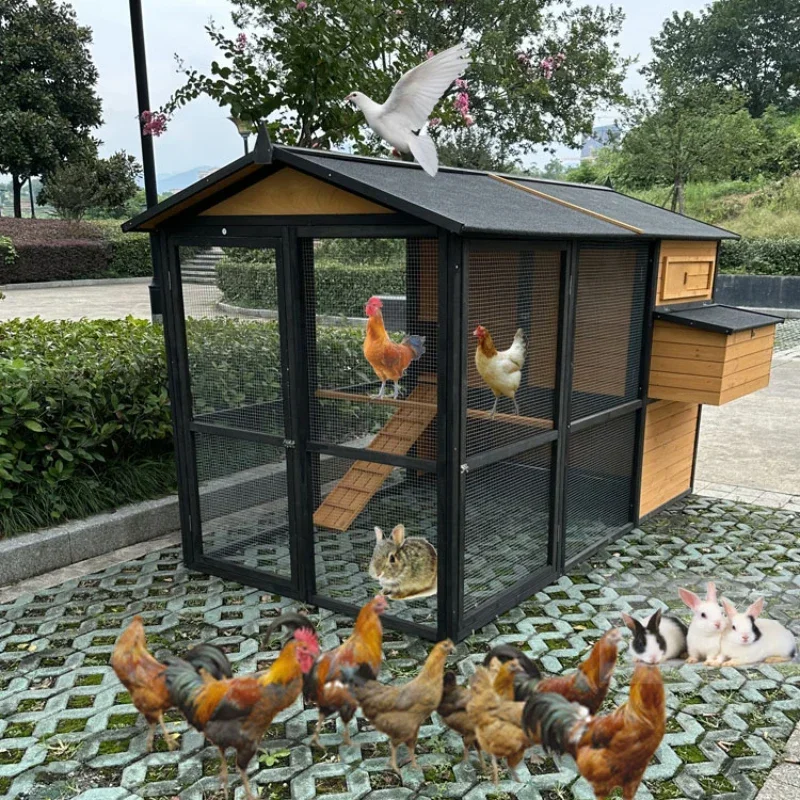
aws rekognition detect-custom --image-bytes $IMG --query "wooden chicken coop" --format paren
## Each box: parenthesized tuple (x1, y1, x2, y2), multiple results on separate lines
(124, 132, 781, 642)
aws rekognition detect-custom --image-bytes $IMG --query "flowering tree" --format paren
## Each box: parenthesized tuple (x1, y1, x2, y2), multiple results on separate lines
(150, 0, 628, 165)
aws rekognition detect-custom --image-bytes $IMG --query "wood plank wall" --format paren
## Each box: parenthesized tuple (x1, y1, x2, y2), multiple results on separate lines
(656, 241, 716, 305)
(639, 400, 700, 516)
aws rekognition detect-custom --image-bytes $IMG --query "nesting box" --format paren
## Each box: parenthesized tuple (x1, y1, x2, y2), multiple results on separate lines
(124, 135, 780, 641)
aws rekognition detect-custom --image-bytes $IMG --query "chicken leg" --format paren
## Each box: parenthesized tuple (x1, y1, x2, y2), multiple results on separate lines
(512, 397, 520, 416)
(239, 767, 257, 800)
(218, 747, 229, 798)
(392, 380, 403, 399)
(489, 396, 498, 418)
(311, 712, 326, 750)
(157, 714, 176, 751)
(389, 741, 402, 775)
(373, 381, 387, 400)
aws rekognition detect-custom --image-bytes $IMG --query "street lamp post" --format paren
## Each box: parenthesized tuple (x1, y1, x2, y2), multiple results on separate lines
(128, 0, 162, 324)
(229, 116, 254, 155)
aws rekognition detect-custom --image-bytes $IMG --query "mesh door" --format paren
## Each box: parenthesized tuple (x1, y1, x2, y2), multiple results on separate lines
(177, 245, 292, 580)
(570, 244, 648, 421)
(466, 244, 562, 457)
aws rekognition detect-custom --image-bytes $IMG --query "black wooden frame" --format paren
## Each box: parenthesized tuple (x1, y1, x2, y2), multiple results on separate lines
(156, 217, 663, 642)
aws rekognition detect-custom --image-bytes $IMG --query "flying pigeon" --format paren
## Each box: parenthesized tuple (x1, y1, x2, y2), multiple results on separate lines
(345, 43, 470, 177)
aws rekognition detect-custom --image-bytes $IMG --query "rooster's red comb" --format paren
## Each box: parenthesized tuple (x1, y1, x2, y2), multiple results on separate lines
(294, 627, 319, 654)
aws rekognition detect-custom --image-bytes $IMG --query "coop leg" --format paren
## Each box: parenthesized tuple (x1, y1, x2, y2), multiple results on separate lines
(158, 714, 175, 751)
(373, 381, 387, 400)
(489, 397, 498, 418)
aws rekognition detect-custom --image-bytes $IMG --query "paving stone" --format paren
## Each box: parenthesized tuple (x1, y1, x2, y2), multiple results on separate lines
(0, 499, 799, 799)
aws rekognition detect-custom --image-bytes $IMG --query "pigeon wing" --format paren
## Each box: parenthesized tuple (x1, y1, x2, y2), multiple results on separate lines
(380, 43, 470, 132)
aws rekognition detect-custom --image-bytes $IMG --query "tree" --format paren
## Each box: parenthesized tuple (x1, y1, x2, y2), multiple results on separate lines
(39, 151, 142, 221)
(615, 80, 764, 213)
(649, 0, 800, 118)
(159, 0, 629, 159)
(0, 0, 102, 217)
(435, 127, 520, 172)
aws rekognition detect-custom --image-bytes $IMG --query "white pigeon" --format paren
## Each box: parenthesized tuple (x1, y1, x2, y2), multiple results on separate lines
(345, 43, 470, 177)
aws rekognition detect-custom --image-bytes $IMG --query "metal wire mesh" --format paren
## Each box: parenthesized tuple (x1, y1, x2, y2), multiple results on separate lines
(302, 239, 438, 459)
(570, 244, 648, 421)
(463, 445, 553, 611)
(180, 245, 284, 435)
(466, 244, 562, 457)
(564, 414, 637, 564)
(195, 432, 291, 577)
(312, 456, 437, 627)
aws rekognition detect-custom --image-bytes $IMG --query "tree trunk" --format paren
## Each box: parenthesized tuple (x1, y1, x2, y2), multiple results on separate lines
(12, 174, 23, 218)
(670, 176, 686, 215)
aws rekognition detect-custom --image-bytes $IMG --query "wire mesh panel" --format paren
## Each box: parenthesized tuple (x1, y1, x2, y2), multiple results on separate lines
(302, 238, 438, 455)
(570, 244, 648, 421)
(466, 243, 562, 458)
(463, 444, 553, 611)
(179, 245, 285, 435)
(312, 456, 437, 629)
(564, 414, 637, 563)
(194, 433, 291, 577)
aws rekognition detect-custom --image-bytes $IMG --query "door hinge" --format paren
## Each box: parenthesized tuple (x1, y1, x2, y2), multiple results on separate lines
(460, 463, 469, 474)
(283, 439, 296, 449)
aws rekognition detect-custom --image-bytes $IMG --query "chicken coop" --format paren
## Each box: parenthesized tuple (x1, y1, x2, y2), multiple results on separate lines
(124, 131, 781, 642)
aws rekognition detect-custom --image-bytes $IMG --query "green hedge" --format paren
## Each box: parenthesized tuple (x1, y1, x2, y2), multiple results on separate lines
(0, 316, 385, 536)
(217, 248, 405, 316)
(719, 238, 800, 276)
(91, 221, 152, 278)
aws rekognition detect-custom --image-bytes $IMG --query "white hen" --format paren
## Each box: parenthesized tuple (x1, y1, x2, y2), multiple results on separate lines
(345, 43, 470, 177)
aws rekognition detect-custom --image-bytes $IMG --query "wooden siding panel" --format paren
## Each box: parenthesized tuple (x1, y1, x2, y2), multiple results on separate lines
(201, 167, 395, 216)
(656, 241, 717, 305)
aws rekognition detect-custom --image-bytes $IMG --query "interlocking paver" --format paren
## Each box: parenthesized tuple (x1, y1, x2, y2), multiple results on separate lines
(0, 496, 799, 799)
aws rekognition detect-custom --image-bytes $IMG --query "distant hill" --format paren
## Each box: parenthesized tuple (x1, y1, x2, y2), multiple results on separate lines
(137, 166, 218, 193)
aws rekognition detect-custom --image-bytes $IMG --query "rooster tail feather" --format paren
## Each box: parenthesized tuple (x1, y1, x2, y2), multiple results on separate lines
(401, 334, 426, 361)
(408, 133, 439, 177)
(522, 692, 587, 756)
(165, 658, 205, 728)
(265, 612, 316, 646)
(182, 643, 233, 680)
(338, 663, 374, 688)
(482, 645, 541, 680)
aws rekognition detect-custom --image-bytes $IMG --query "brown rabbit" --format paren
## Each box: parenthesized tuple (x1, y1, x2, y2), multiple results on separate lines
(368, 524, 437, 600)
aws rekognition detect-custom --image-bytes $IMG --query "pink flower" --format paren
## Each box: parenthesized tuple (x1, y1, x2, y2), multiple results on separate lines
(394, 8, 403, 14)
(540, 56, 555, 80)
(235, 33, 247, 50)
(429, 117, 441, 127)
(296, 0, 307, 9)
(463, 114, 474, 126)
(556, 52, 567, 64)
(141, 110, 168, 137)
(455, 78, 468, 89)
(453, 91, 470, 114)
(426, 50, 434, 60)
(517, 51, 531, 66)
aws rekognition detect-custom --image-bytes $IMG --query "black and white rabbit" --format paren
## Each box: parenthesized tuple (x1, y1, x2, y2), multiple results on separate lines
(621, 608, 688, 664)
(709, 597, 798, 667)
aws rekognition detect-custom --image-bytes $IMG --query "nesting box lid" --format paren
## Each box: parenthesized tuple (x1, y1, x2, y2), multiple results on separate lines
(654, 304, 783, 334)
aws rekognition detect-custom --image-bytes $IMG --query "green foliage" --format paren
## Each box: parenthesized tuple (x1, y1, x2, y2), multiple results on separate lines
(649, 0, 800, 118)
(0, 235, 17, 265)
(436, 127, 521, 173)
(719, 239, 800, 276)
(0, 0, 102, 216)
(164, 0, 628, 157)
(217, 246, 405, 316)
(90, 221, 152, 278)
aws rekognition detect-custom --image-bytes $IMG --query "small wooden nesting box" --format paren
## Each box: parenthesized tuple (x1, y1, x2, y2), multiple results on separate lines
(123, 133, 779, 641)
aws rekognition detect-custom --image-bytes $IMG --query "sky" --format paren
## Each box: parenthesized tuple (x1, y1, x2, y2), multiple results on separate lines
(73, 0, 711, 181)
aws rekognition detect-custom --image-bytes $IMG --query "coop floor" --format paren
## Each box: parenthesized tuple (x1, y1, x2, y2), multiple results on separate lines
(0, 497, 799, 800)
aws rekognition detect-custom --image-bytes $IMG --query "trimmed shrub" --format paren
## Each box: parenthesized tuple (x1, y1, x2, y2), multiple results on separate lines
(719, 238, 800, 276)
(217, 250, 405, 316)
(90, 220, 153, 278)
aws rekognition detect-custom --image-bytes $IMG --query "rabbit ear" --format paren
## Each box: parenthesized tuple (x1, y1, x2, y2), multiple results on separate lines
(647, 608, 663, 633)
(374, 526, 383, 542)
(621, 612, 639, 633)
(391, 524, 405, 546)
(679, 588, 701, 610)
(706, 582, 717, 602)
(722, 598, 738, 618)
(746, 597, 764, 619)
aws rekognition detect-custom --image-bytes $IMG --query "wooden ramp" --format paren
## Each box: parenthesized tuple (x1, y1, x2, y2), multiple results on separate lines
(313, 381, 437, 532)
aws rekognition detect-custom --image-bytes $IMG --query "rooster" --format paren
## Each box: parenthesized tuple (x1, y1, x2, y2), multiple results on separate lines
(491, 629, 622, 715)
(110, 615, 232, 752)
(338, 639, 455, 772)
(523, 663, 666, 800)
(473, 325, 526, 417)
(364, 296, 426, 399)
(273, 595, 388, 748)
(166, 621, 319, 800)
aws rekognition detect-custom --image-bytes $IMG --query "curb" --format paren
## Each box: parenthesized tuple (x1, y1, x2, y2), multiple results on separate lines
(0, 277, 150, 291)
(0, 495, 180, 587)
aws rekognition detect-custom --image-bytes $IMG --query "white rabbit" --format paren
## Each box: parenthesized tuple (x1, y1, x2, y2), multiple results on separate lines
(710, 597, 798, 667)
(678, 581, 728, 664)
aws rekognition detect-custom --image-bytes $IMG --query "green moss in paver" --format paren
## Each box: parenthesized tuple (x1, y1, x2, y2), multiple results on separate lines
(262, 782, 292, 800)
(145, 764, 179, 782)
(423, 764, 455, 783)
(40, 656, 66, 667)
(98, 739, 130, 755)
(91, 636, 117, 646)
(203, 757, 223, 777)
(56, 717, 88, 733)
(107, 713, 139, 729)
(75, 673, 104, 687)
(114, 691, 132, 705)
(727, 741, 756, 758)
(83, 654, 108, 666)
(699, 775, 736, 794)
(647, 782, 682, 800)
(0, 749, 24, 764)
(315, 776, 348, 794)
(546, 638, 571, 650)
(0, 778, 10, 795)
(66, 695, 94, 709)
(528, 757, 558, 775)
(17, 698, 46, 712)
(674, 744, 707, 764)
(5, 722, 35, 738)
(749, 770, 771, 789)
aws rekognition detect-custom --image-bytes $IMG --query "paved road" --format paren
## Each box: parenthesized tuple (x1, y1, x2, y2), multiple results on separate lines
(0, 280, 223, 321)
